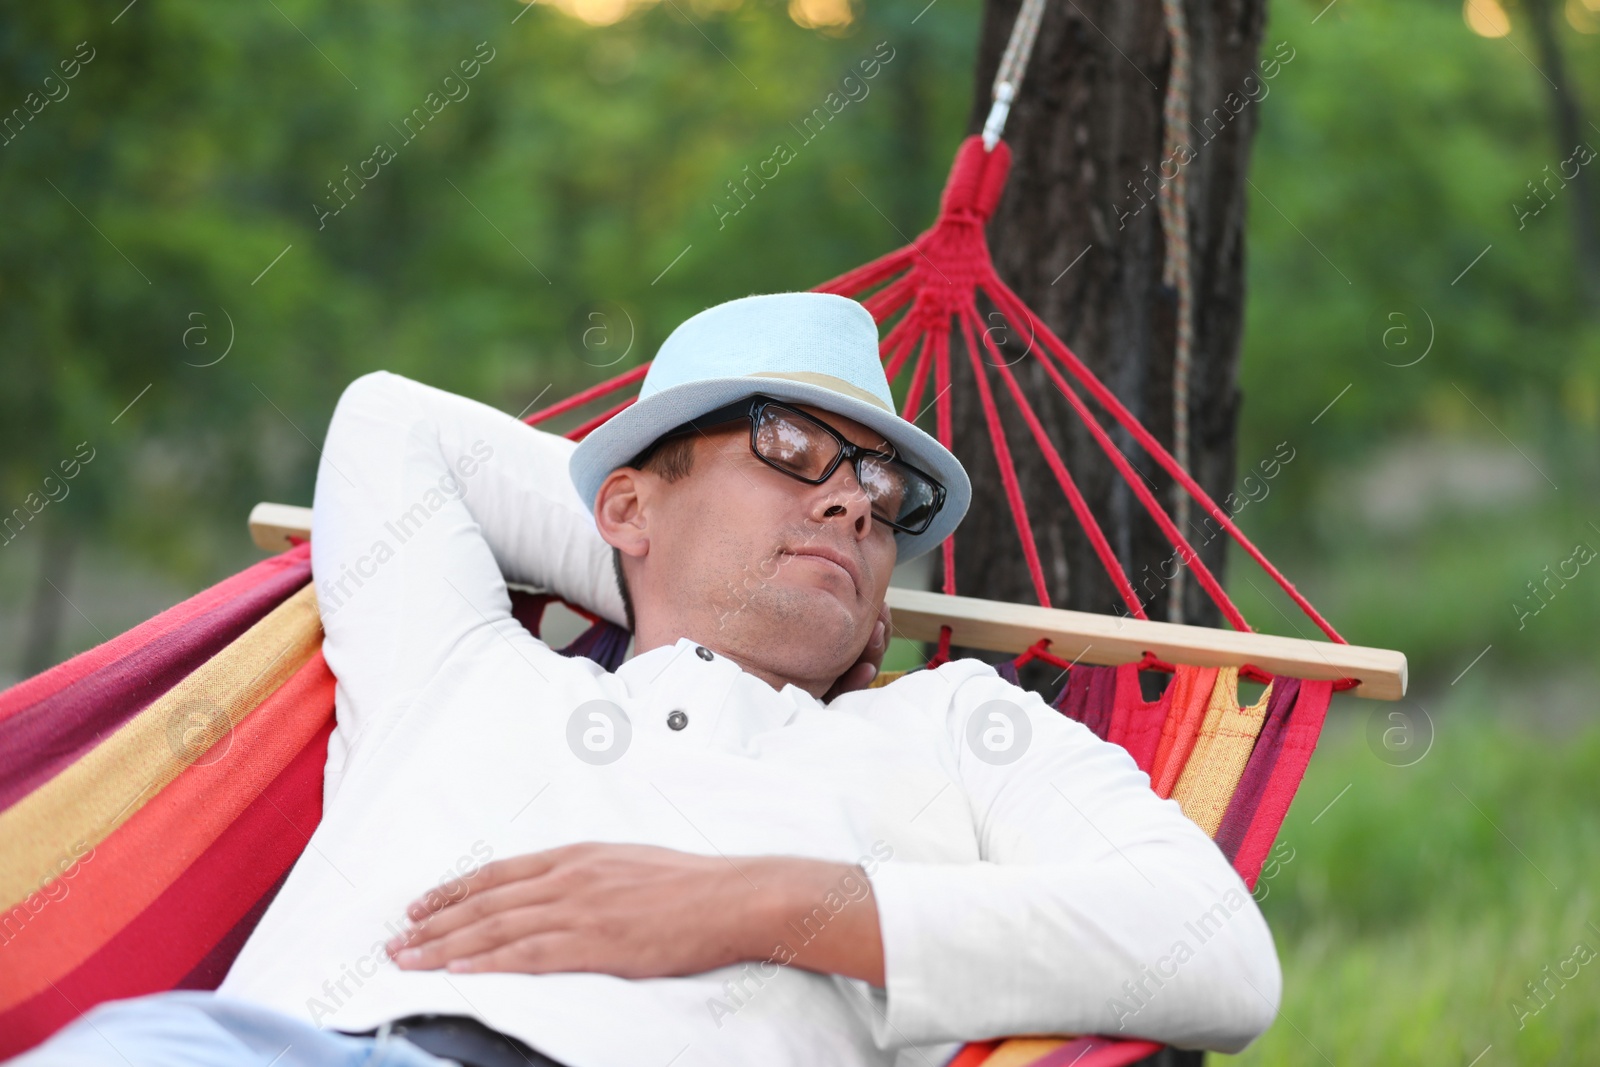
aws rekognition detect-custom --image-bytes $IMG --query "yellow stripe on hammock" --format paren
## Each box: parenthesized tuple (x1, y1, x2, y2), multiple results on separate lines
(1171, 666, 1273, 837)
(978, 1038, 1073, 1066)
(0, 584, 322, 910)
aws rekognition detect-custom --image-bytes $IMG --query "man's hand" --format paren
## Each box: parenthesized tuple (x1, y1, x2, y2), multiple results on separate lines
(386, 843, 884, 986)
(823, 600, 892, 702)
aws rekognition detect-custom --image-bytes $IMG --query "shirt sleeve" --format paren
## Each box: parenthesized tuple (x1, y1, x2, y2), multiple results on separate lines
(311, 371, 625, 780)
(854, 663, 1282, 1054)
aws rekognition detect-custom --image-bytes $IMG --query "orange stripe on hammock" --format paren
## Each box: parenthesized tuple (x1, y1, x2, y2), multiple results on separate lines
(1148, 665, 1218, 797)
(0, 653, 335, 1012)
(0, 712, 333, 1060)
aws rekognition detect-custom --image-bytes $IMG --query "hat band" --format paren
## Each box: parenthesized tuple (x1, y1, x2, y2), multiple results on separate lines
(746, 371, 892, 413)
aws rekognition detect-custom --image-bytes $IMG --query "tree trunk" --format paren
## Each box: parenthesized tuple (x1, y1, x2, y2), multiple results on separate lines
(951, 0, 1266, 642)
(1522, 0, 1600, 312)
(953, 1, 1270, 1052)
(21, 525, 78, 677)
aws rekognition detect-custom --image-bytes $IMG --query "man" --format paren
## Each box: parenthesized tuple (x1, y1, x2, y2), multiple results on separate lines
(16, 293, 1279, 1067)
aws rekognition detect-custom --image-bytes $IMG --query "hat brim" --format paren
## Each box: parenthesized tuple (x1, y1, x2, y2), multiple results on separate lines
(569, 376, 970, 563)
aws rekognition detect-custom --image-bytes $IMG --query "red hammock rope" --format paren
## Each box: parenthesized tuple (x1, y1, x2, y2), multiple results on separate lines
(524, 362, 649, 428)
(525, 135, 1349, 648)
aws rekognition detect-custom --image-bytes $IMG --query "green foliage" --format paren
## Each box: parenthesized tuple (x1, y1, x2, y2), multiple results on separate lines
(0, 0, 978, 585)
(5, 0, 1594, 683)
(1228, 0, 1600, 680)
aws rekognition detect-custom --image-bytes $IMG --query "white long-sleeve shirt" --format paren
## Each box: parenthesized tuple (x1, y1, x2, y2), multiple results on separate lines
(218, 371, 1281, 1067)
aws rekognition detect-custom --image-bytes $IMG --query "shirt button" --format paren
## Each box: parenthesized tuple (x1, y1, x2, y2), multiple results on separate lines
(695, 645, 713, 661)
(667, 710, 689, 731)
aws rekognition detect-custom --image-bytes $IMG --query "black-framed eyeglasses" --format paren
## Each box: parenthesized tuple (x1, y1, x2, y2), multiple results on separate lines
(635, 394, 947, 536)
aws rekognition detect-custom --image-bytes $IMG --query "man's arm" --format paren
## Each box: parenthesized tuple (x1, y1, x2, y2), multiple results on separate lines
(852, 663, 1282, 1054)
(314, 371, 884, 781)
(312, 372, 624, 773)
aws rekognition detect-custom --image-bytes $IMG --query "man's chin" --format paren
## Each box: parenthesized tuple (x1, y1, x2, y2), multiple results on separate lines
(726, 583, 863, 655)
(770, 574, 862, 617)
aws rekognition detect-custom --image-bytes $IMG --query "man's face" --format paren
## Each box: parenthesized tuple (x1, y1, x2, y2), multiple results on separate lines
(602, 402, 900, 691)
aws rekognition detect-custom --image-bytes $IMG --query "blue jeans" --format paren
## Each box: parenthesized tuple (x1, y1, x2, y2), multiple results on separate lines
(7, 991, 452, 1067)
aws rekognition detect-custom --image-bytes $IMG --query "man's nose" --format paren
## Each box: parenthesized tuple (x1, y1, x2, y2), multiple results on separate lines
(812, 461, 873, 537)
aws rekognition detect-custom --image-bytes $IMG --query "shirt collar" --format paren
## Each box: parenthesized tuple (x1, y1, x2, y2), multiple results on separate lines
(614, 637, 823, 715)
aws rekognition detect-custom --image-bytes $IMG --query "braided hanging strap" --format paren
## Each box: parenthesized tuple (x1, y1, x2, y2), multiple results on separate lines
(981, 0, 1050, 149)
(1158, 0, 1195, 623)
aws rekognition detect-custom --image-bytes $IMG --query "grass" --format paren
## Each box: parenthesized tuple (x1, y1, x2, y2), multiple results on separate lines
(1217, 685, 1600, 1065)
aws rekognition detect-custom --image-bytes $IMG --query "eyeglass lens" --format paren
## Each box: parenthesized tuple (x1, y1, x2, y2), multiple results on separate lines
(752, 406, 938, 532)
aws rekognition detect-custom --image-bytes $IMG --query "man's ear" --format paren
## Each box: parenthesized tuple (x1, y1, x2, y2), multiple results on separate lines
(594, 467, 650, 561)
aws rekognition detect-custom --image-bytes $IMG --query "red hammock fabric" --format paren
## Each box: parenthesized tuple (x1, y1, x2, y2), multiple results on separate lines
(0, 557, 314, 810)
(0, 546, 332, 1055)
(0, 547, 313, 728)
(0, 550, 627, 1059)
(1109, 662, 1177, 772)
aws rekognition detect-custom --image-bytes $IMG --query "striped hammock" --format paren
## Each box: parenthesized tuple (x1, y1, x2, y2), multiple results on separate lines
(0, 540, 1330, 1065)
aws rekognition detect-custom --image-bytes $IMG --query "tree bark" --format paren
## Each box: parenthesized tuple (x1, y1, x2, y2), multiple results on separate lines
(1522, 0, 1600, 312)
(21, 525, 78, 678)
(948, 1, 1270, 1061)
(951, 0, 1267, 639)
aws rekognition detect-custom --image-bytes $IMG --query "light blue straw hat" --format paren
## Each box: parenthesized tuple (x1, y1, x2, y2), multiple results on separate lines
(569, 292, 970, 561)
